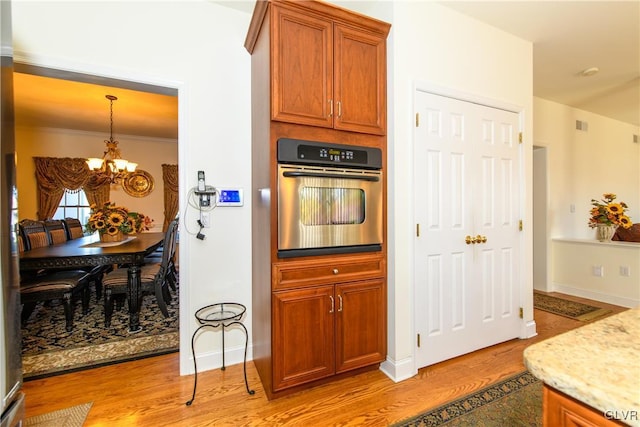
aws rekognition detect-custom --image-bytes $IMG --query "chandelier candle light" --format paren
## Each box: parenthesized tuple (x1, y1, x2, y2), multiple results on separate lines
(588, 193, 632, 242)
(86, 95, 137, 184)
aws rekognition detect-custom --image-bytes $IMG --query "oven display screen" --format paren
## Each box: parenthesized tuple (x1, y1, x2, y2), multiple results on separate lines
(298, 144, 368, 165)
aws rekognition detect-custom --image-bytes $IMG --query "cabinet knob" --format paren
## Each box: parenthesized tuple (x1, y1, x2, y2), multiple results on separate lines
(333, 268, 339, 275)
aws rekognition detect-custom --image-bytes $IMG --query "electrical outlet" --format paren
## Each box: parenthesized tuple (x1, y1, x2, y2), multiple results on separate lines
(620, 266, 630, 277)
(592, 265, 604, 277)
(201, 213, 210, 228)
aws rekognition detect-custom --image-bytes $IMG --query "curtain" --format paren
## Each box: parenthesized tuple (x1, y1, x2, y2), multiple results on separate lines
(162, 164, 179, 231)
(33, 157, 110, 220)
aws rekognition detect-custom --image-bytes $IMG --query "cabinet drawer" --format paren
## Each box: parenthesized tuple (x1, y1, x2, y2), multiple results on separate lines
(273, 255, 385, 290)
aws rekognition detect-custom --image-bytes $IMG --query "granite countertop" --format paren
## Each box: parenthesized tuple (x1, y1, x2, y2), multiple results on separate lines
(524, 308, 640, 425)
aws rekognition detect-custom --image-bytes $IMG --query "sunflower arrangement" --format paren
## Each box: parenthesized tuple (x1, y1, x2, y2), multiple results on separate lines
(588, 193, 632, 229)
(85, 202, 153, 236)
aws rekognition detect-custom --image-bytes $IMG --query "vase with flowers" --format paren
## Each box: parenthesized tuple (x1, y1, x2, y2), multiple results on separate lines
(85, 202, 153, 242)
(588, 193, 632, 242)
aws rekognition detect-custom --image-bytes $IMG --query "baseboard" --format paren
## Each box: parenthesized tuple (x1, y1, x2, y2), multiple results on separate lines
(552, 283, 638, 308)
(181, 343, 253, 376)
(380, 355, 416, 383)
(520, 320, 538, 339)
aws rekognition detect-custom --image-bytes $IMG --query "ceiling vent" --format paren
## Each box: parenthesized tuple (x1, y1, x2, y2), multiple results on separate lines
(575, 120, 588, 131)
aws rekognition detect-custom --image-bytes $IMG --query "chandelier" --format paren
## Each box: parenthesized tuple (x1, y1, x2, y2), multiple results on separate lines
(86, 94, 137, 184)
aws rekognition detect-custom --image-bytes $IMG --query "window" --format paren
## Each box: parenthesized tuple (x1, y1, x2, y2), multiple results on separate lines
(53, 190, 91, 224)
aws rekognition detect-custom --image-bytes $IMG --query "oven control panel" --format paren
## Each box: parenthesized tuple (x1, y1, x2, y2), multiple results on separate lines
(300, 145, 366, 164)
(277, 138, 382, 169)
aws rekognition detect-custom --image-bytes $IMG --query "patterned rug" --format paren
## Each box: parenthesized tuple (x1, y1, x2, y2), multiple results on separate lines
(25, 402, 92, 427)
(393, 371, 541, 426)
(533, 292, 611, 321)
(21, 282, 179, 379)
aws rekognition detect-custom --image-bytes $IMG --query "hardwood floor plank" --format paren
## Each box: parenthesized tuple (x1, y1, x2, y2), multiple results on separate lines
(21, 293, 627, 426)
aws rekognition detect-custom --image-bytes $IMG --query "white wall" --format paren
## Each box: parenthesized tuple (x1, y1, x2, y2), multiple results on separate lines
(16, 125, 176, 230)
(534, 97, 640, 240)
(534, 98, 639, 304)
(12, 0, 253, 375)
(552, 239, 640, 307)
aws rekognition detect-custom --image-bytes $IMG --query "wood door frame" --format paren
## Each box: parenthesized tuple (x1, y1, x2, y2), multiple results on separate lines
(411, 82, 535, 372)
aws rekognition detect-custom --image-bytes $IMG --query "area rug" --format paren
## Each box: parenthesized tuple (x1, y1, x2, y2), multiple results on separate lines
(393, 371, 541, 427)
(21, 283, 179, 379)
(25, 402, 92, 427)
(533, 292, 611, 321)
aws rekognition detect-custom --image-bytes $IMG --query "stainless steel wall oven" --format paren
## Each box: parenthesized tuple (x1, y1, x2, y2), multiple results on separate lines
(277, 138, 383, 258)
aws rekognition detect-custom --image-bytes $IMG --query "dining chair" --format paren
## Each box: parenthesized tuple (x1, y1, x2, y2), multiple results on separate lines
(17, 234, 25, 253)
(20, 270, 91, 332)
(18, 228, 91, 332)
(62, 217, 85, 240)
(19, 219, 49, 251)
(102, 222, 177, 328)
(163, 219, 179, 291)
(61, 217, 111, 300)
(145, 219, 179, 291)
(43, 219, 68, 245)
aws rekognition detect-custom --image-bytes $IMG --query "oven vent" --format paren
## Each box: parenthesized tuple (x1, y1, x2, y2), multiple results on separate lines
(576, 120, 588, 132)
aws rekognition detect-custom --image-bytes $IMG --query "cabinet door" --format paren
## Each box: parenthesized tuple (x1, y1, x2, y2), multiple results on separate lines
(335, 279, 386, 373)
(272, 285, 335, 391)
(334, 24, 387, 135)
(271, 5, 333, 128)
(543, 385, 625, 427)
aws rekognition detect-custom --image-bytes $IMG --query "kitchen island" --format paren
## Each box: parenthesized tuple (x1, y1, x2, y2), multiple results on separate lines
(524, 308, 640, 426)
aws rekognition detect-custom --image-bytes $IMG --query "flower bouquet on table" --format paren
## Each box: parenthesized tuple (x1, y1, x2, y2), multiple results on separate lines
(588, 193, 632, 241)
(85, 202, 153, 242)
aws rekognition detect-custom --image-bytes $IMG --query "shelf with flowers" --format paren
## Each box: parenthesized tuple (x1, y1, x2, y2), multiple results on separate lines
(85, 202, 153, 242)
(588, 193, 632, 242)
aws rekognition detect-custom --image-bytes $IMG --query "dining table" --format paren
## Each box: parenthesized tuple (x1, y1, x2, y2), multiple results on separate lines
(19, 232, 165, 333)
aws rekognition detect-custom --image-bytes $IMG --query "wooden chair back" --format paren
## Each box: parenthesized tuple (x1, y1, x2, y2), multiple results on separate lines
(161, 219, 179, 271)
(17, 234, 25, 253)
(62, 218, 85, 240)
(19, 219, 49, 251)
(43, 219, 68, 245)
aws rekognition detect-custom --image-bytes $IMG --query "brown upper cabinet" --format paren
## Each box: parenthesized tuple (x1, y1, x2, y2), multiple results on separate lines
(247, 1, 390, 135)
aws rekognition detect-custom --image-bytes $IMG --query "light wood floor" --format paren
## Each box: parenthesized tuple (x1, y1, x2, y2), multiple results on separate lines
(21, 292, 626, 426)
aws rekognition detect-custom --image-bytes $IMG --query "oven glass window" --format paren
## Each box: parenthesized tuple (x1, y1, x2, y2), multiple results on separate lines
(300, 187, 365, 225)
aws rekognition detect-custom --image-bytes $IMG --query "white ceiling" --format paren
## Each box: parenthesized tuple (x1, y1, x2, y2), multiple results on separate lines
(441, 1, 639, 127)
(12, 0, 640, 140)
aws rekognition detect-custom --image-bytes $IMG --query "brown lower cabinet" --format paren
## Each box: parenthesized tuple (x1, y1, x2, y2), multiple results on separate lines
(543, 385, 627, 427)
(272, 276, 386, 392)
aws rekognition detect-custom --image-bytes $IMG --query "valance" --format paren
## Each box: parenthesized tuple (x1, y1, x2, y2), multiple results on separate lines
(34, 157, 110, 220)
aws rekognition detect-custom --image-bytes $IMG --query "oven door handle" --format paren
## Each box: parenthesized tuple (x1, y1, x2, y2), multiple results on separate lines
(282, 171, 380, 182)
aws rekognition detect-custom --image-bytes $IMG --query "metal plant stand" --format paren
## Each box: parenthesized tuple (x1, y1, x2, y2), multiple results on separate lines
(185, 302, 255, 406)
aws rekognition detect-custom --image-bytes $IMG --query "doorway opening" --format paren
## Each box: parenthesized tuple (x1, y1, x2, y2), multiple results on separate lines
(14, 63, 180, 378)
(533, 145, 549, 292)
